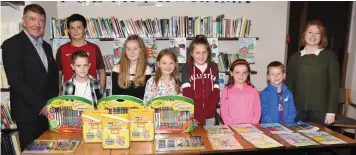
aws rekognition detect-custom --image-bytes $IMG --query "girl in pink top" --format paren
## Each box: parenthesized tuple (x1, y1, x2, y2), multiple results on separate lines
(220, 59, 261, 125)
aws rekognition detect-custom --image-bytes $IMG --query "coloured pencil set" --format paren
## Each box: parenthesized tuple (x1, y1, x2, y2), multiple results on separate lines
(22, 139, 81, 153)
(146, 95, 195, 133)
(46, 96, 94, 132)
(97, 95, 145, 114)
(153, 107, 191, 132)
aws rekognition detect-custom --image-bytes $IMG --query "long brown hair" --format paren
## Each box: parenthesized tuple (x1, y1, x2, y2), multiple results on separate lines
(226, 59, 254, 87)
(155, 49, 181, 94)
(187, 34, 212, 63)
(300, 20, 328, 48)
(118, 35, 148, 88)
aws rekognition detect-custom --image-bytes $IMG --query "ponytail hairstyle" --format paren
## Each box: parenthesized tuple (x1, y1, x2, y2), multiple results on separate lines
(226, 59, 254, 87)
(187, 34, 212, 63)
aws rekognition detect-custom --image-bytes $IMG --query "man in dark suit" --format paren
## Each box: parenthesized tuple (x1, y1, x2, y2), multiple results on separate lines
(1, 4, 59, 151)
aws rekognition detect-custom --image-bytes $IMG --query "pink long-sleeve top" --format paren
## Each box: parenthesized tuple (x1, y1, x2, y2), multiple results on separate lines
(220, 83, 261, 125)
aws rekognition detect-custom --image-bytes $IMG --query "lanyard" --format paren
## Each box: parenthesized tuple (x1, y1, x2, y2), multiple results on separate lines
(278, 92, 284, 123)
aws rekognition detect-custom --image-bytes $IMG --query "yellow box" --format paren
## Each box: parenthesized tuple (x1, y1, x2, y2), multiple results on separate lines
(129, 109, 154, 141)
(101, 114, 130, 149)
(81, 110, 108, 143)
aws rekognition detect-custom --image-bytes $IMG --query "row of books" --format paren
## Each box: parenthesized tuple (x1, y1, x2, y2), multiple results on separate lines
(1, 99, 16, 130)
(49, 15, 251, 39)
(0, 22, 21, 46)
(1, 130, 21, 155)
(218, 53, 239, 72)
(204, 122, 345, 150)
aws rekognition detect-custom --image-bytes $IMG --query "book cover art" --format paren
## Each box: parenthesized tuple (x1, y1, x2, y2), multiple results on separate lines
(259, 123, 293, 134)
(287, 121, 319, 133)
(23, 139, 81, 153)
(208, 135, 243, 150)
(229, 124, 263, 135)
(277, 133, 318, 147)
(156, 136, 205, 151)
(144, 38, 158, 72)
(52, 38, 70, 59)
(207, 38, 219, 63)
(237, 38, 256, 64)
(169, 38, 187, 63)
(205, 125, 234, 136)
(112, 38, 126, 64)
(304, 131, 346, 145)
(240, 133, 283, 149)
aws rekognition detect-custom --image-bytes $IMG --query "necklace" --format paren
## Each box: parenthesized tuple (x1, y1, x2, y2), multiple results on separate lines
(75, 79, 89, 97)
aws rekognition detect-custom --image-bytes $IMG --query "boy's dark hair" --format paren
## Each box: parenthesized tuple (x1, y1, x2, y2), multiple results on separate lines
(23, 4, 46, 18)
(187, 34, 212, 63)
(66, 14, 87, 29)
(71, 50, 89, 64)
(267, 61, 285, 74)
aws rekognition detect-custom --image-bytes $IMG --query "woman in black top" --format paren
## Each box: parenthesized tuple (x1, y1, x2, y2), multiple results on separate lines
(111, 35, 152, 99)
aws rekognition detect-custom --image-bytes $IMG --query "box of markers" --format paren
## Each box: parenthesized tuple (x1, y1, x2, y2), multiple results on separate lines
(128, 108, 154, 141)
(101, 114, 130, 149)
(146, 95, 195, 133)
(81, 110, 109, 143)
(22, 139, 81, 153)
(47, 96, 94, 132)
(97, 95, 144, 114)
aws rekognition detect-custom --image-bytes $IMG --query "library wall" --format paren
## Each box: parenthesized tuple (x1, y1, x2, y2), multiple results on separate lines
(56, 1, 289, 91)
(345, 1, 356, 131)
(30, 1, 58, 44)
(1, 6, 24, 102)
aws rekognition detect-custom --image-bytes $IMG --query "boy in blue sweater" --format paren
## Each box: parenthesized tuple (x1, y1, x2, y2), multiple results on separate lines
(261, 61, 296, 124)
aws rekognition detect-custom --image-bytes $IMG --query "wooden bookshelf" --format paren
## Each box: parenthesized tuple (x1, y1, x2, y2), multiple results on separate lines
(51, 37, 259, 41)
(1, 88, 10, 92)
(1, 128, 17, 132)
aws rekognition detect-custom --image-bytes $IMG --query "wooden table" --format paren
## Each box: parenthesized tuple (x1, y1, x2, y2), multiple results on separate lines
(110, 132, 200, 155)
(21, 122, 356, 155)
(21, 132, 111, 155)
(191, 122, 356, 154)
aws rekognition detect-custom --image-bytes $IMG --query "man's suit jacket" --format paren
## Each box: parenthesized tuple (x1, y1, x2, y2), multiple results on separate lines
(1, 31, 59, 123)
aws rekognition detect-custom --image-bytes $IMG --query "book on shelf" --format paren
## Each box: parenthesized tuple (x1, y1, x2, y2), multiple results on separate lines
(1, 64, 9, 89)
(259, 123, 293, 134)
(1, 99, 17, 130)
(1, 130, 21, 155)
(169, 38, 187, 64)
(1, 22, 22, 45)
(218, 52, 239, 72)
(49, 14, 251, 39)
